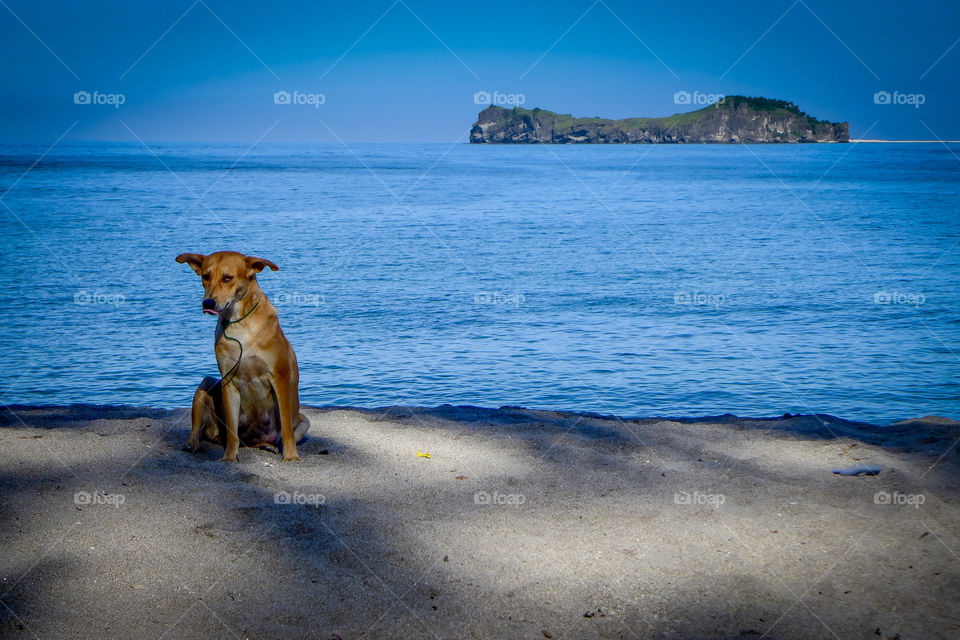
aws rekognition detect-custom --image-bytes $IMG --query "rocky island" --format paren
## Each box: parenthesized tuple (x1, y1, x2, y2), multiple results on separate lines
(470, 96, 849, 144)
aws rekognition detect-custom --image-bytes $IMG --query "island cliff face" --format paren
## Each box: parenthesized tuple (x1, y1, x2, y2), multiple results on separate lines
(470, 96, 848, 144)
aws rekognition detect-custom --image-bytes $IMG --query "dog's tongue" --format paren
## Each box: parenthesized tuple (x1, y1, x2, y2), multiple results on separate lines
(203, 309, 220, 316)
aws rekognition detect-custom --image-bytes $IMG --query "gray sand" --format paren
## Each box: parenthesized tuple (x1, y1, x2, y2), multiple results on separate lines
(1, 404, 958, 639)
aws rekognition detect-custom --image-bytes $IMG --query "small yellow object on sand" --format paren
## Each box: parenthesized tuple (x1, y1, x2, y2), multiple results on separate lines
(416, 451, 432, 459)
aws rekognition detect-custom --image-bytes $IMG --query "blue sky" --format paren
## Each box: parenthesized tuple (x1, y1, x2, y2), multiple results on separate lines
(1, 0, 957, 142)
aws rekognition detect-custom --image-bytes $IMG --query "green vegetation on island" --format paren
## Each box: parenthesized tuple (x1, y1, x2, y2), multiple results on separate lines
(470, 96, 848, 144)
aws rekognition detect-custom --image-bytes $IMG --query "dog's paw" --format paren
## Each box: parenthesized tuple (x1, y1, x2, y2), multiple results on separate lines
(281, 453, 301, 462)
(255, 443, 280, 454)
(220, 453, 239, 463)
(182, 441, 201, 453)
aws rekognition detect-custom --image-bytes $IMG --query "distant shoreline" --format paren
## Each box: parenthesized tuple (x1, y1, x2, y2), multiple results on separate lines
(851, 139, 960, 143)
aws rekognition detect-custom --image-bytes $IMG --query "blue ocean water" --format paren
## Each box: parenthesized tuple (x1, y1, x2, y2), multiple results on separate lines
(0, 142, 957, 424)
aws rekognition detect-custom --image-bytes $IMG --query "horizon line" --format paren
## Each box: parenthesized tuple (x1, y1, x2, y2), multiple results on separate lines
(2, 139, 959, 146)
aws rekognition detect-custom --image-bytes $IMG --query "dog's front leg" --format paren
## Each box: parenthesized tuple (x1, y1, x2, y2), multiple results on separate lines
(220, 381, 241, 462)
(274, 372, 300, 462)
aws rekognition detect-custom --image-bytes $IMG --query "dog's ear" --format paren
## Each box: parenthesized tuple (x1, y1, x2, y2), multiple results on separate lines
(175, 253, 206, 276)
(245, 255, 279, 275)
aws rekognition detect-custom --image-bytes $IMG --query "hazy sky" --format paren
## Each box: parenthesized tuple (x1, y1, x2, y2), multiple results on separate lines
(1, 0, 957, 142)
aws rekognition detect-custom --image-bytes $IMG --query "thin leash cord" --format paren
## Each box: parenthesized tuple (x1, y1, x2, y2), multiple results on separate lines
(220, 301, 259, 383)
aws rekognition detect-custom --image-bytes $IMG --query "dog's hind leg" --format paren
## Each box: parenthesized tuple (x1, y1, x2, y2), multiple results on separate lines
(184, 376, 221, 453)
(253, 415, 306, 454)
(294, 413, 310, 443)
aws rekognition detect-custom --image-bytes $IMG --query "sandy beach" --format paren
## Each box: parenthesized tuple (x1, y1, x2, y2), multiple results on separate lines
(0, 404, 957, 639)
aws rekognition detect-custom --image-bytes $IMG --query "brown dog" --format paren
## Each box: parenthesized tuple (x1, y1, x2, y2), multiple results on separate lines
(176, 251, 309, 462)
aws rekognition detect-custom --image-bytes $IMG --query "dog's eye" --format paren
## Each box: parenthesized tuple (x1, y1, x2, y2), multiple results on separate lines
(222, 275, 234, 283)
(202, 273, 210, 281)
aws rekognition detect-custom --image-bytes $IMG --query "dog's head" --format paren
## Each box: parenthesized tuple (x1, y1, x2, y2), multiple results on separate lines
(175, 251, 278, 316)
